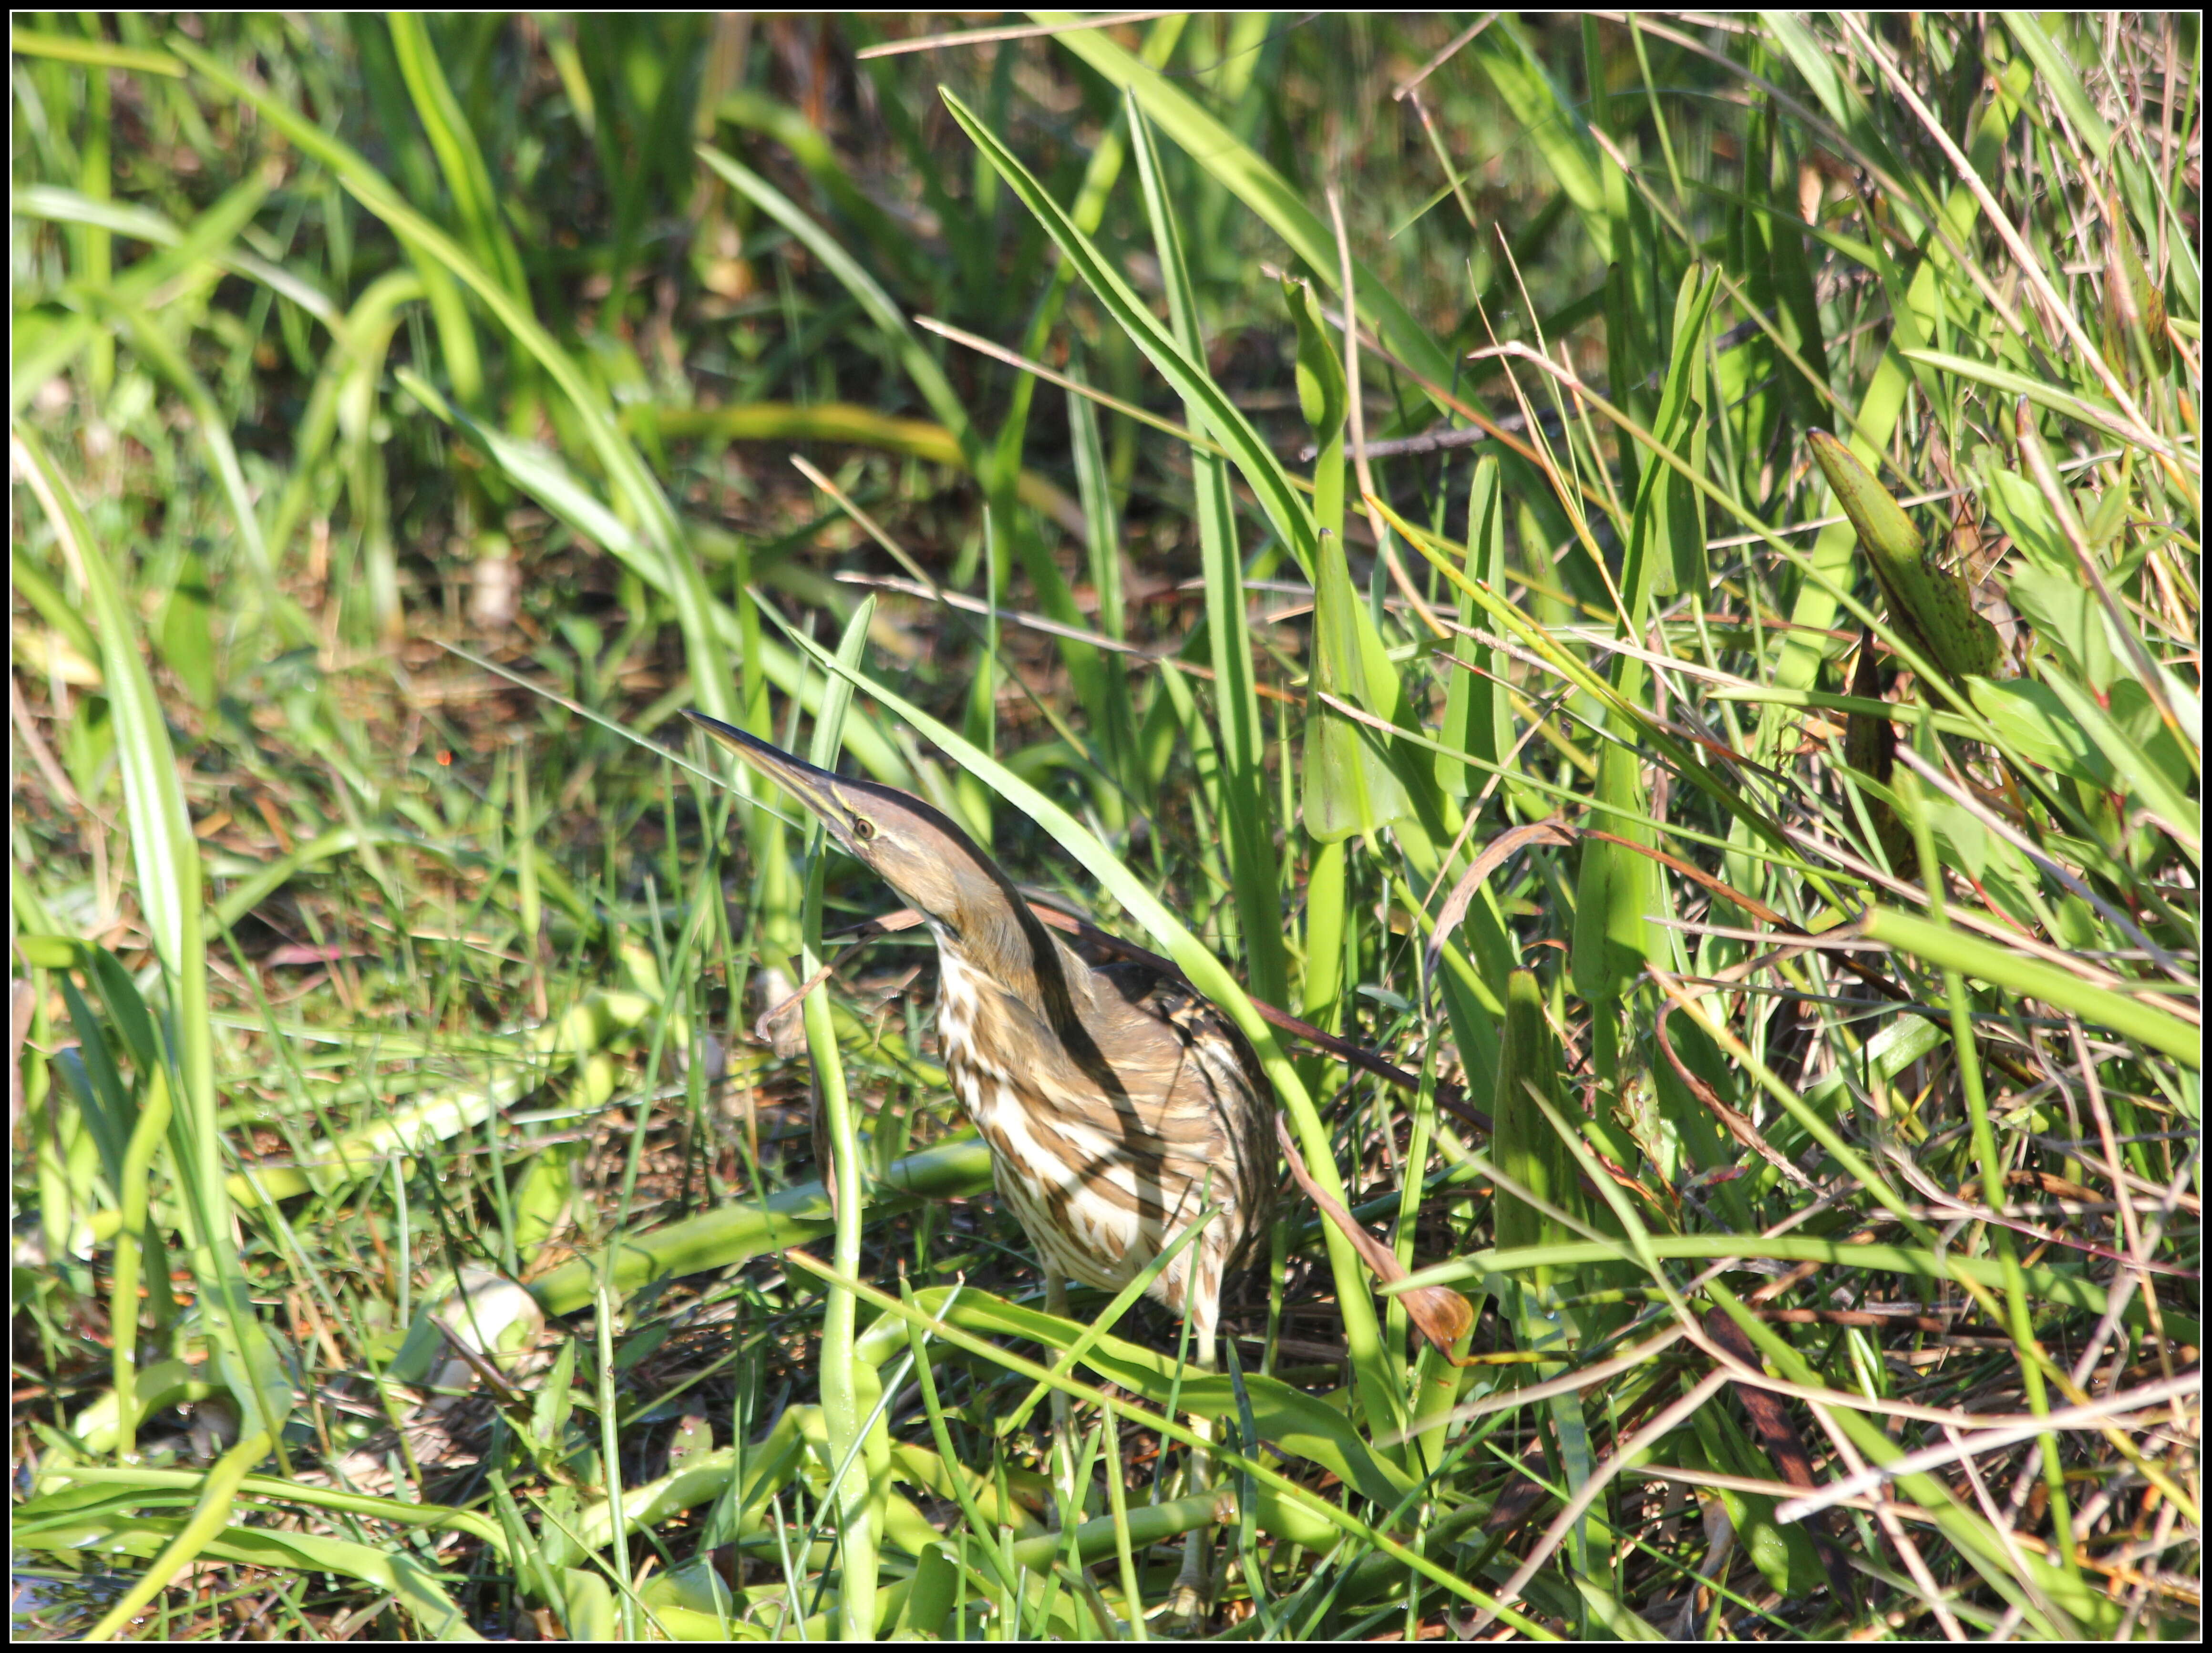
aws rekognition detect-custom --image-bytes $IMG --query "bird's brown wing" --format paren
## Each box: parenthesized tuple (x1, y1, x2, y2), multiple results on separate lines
(1085, 960, 1268, 1104)
(1061, 951, 1277, 1260)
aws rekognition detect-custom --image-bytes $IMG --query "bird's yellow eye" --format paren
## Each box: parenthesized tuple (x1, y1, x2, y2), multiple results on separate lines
(851, 814, 878, 842)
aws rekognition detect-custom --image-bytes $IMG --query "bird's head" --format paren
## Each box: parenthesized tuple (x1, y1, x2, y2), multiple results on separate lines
(683, 710, 1014, 939)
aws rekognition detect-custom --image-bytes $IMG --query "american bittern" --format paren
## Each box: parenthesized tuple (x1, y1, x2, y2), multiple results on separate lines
(686, 711, 1275, 1618)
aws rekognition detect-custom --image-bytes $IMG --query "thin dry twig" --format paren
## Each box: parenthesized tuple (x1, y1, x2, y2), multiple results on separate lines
(855, 12, 1183, 60)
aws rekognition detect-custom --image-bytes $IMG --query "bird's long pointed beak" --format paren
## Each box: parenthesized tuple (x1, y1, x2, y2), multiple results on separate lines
(682, 709, 844, 825)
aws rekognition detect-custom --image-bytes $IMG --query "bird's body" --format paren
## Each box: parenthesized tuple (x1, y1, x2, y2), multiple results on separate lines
(936, 934, 1275, 1351)
(683, 711, 1275, 1357)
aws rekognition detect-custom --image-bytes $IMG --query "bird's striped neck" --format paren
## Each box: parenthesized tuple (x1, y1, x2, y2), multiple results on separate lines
(924, 911, 1116, 1101)
(922, 897, 1082, 1031)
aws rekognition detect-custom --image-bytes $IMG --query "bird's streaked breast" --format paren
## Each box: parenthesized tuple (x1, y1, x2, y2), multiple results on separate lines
(929, 934, 1268, 1335)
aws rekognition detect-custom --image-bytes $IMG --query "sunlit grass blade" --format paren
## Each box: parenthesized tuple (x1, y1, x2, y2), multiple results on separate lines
(939, 85, 1317, 576)
(12, 424, 292, 1470)
(1041, 14, 1458, 395)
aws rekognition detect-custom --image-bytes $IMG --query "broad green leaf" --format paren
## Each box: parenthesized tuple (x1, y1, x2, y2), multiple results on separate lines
(1572, 269, 1719, 1001)
(1302, 530, 1410, 843)
(1626, 265, 1719, 601)
(1808, 430, 2000, 685)
(1492, 971, 1580, 1286)
(1969, 677, 2110, 785)
(1435, 458, 1517, 804)
(1284, 276, 1346, 540)
(1979, 463, 2078, 581)
(2035, 672, 2199, 860)
(1572, 739, 1665, 1002)
(155, 546, 215, 709)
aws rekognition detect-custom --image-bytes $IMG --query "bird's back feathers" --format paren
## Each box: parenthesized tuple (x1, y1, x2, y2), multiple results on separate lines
(935, 928, 1276, 1329)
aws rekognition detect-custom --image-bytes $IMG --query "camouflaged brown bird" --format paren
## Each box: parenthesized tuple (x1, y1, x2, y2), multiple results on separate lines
(689, 711, 1276, 1330)
(688, 710, 1276, 1614)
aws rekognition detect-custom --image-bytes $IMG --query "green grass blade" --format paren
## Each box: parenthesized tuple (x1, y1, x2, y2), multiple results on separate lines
(169, 32, 737, 723)
(1127, 96, 1287, 1001)
(939, 85, 1318, 577)
(1039, 14, 1458, 397)
(805, 598, 882, 1639)
(695, 144, 980, 476)
(13, 423, 292, 1450)
(1856, 905, 2198, 1066)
